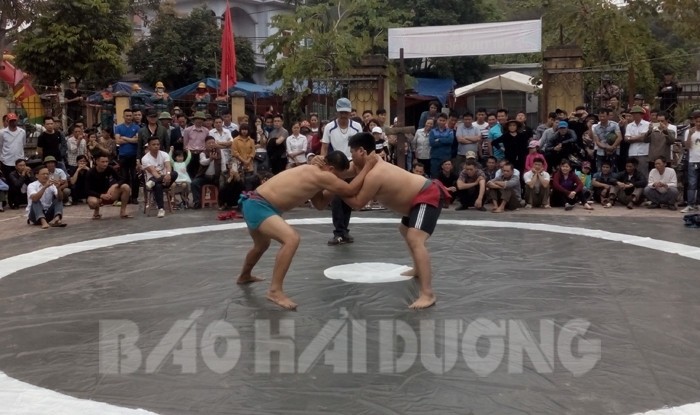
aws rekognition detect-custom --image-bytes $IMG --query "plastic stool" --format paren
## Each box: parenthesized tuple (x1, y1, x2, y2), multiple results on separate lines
(201, 184, 219, 208)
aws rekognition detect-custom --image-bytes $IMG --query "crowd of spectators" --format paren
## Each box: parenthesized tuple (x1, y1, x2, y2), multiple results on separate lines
(1, 94, 699, 229)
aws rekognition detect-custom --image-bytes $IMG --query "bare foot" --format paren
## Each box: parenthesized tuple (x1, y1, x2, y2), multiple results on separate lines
(409, 293, 436, 309)
(401, 268, 417, 277)
(493, 207, 504, 213)
(237, 275, 265, 284)
(267, 290, 298, 310)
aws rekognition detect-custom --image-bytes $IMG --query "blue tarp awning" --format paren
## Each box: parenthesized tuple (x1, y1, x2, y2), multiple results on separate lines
(412, 77, 456, 104)
(168, 78, 280, 100)
(87, 82, 153, 102)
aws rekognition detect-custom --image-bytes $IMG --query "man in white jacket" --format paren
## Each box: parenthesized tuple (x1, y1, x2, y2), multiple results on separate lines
(644, 155, 678, 210)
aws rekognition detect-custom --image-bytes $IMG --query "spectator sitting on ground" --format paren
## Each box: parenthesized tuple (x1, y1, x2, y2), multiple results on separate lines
(644, 155, 678, 210)
(8, 159, 34, 209)
(551, 159, 593, 211)
(455, 160, 486, 211)
(86, 154, 132, 219)
(26, 165, 66, 229)
(591, 160, 619, 208)
(69, 155, 90, 204)
(44, 156, 71, 206)
(615, 157, 646, 209)
(523, 157, 551, 209)
(412, 162, 428, 178)
(436, 159, 458, 203)
(482, 156, 498, 181)
(487, 162, 521, 213)
(575, 161, 593, 196)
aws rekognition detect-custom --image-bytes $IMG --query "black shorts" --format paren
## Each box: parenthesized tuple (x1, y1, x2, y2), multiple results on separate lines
(401, 203, 442, 235)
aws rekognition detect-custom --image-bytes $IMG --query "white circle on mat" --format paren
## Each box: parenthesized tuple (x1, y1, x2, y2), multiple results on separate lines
(324, 262, 413, 283)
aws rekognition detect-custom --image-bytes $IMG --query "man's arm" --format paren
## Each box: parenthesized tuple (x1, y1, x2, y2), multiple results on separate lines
(320, 142, 329, 157)
(314, 155, 377, 198)
(341, 172, 382, 210)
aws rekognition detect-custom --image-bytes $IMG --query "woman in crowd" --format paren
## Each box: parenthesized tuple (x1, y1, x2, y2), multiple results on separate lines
(551, 159, 593, 210)
(286, 122, 308, 169)
(253, 116, 269, 172)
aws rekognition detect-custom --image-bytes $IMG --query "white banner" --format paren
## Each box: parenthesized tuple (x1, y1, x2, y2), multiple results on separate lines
(388, 20, 542, 59)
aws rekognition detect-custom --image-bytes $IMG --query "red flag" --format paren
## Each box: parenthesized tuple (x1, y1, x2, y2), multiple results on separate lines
(220, 1, 237, 94)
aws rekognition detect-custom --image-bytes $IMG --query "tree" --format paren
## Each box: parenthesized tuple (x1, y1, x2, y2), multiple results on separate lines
(385, 0, 499, 85)
(127, 4, 255, 89)
(0, 0, 46, 54)
(129, 0, 162, 28)
(13, 0, 131, 87)
(262, 0, 411, 108)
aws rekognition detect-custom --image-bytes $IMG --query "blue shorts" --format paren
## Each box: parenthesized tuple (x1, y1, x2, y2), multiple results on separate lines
(239, 192, 282, 230)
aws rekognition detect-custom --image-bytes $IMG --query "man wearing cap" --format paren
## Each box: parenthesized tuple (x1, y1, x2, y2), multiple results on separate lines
(183, 111, 209, 178)
(631, 94, 651, 121)
(64, 77, 83, 124)
(321, 97, 363, 245)
(44, 156, 71, 205)
(151, 81, 172, 113)
(542, 121, 577, 170)
(130, 84, 151, 114)
(137, 110, 170, 158)
(455, 112, 481, 169)
(0, 113, 26, 180)
(114, 108, 141, 204)
(192, 82, 211, 113)
(26, 165, 66, 228)
(625, 106, 651, 177)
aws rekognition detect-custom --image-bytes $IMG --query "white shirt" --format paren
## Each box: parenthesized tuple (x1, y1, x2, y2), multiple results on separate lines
(0, 127, 26, 166)
(286, 134, 308, 164)
(625, 120, 650, 156)
(523, 170, 550, 186)
(321, 119, 362, 159)
(141, 150, 171, 181)
(647, 167, 677, 188)
(26, 181, 58, 215)
(200, 150, 227, 176)
(475, 121, 490, 139)
(48, 168, 68, 182)
(223, 122, 238, 134)
(685, 129, 700, 163)
(210, 128, 233, 166)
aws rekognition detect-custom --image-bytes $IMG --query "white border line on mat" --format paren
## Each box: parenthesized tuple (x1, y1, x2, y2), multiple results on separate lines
(0, 218, 698, 415)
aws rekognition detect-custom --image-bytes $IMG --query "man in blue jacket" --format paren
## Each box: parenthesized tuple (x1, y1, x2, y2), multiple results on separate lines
(428, 113, 455, 178)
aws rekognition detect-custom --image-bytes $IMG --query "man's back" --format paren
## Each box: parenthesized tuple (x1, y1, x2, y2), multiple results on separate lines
(365, 160, 431, 216)
(257, 165, 333, 212)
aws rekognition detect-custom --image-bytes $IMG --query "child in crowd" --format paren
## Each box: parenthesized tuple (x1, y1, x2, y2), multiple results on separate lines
(524, 140, 547, 172)
(575, 161, 593, 202)
(169, 148, 192, 209)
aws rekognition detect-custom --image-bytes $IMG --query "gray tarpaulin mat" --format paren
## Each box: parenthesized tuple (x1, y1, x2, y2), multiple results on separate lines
(1, 216, 699, 414)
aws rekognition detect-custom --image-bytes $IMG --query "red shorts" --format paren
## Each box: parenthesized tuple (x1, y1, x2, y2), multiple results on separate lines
(401, 180, 450, 235)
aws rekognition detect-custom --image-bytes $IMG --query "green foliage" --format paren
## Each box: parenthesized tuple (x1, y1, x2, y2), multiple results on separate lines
(0, 0, 46, 49)
(127, 5, 255, 89)
(262, 0, 411, 93)
(386, 0, 499, 85)
(496, 0, 696, 100)
(14, 0, 131, 87)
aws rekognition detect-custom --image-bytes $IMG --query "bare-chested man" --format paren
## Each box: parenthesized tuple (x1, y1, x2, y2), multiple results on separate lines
(237, 150, 377, 309)
(317, 133, 450, 309)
